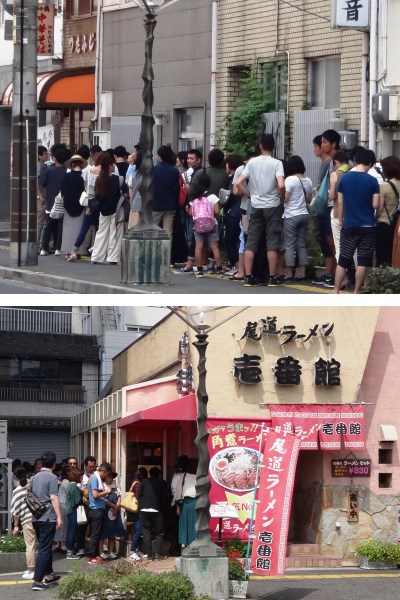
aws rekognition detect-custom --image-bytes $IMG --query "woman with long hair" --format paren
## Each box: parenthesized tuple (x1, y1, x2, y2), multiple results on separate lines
(128, 467, 148, 561)
(377, 156, 400, 266)
(11, 467, 36, 579)
(91, 153, 124, 264)
(60, 155, 86, 258)
(127, 149, 143, 229)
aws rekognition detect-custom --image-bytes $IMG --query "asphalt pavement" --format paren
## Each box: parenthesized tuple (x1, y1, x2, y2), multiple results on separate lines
(0, 247, 340, 296)
(1, 557, 400, 600)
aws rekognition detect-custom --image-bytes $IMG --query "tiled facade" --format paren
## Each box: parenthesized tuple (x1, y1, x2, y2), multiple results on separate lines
(217, 0, 363, 150)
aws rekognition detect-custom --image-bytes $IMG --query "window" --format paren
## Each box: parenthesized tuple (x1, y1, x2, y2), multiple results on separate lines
(71, 0, 97, 17)
(262, 60, 288, 112)
(309, 57, 341, 109)
(176, 108, 204, 153)
(126, 325, 151, 333)
(0, 358, 82, 389)
(379, 449, 393, 464)
(378, 473, 392, 488)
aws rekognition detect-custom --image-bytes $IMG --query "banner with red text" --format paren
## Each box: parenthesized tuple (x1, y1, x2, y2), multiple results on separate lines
(270, 405, 365, 450)
(37, 4, 55, 56)
(207, 419, 270, 541)
(250, 430, 301, 576)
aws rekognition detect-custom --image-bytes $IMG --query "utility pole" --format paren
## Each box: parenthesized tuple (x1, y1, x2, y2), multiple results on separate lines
(9, 0, 37, 266)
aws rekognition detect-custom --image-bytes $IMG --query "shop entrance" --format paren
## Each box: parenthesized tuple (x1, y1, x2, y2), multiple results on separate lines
(126, 441, 163, 487)
(289, 450, 323, 544)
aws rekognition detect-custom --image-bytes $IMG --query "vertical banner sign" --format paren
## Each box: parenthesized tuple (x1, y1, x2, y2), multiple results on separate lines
(250, 430, 301, 577)
(37, 4, 55, 57)
(397, 502, 400, 544)
(207, 419, 269, 540)
(347, 488, 359, 522)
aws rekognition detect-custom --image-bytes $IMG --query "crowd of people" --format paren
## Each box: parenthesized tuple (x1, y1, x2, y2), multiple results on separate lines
(9, 451, 199, 591)
(36, 132, 400, 292)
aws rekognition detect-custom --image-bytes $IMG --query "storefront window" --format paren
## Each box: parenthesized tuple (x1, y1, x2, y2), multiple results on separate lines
(71, 0, 97, 17)
(110, 422, 117, 471)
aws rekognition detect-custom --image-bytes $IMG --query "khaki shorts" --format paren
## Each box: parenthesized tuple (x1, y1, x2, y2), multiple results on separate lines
(245, 205, 283, 253)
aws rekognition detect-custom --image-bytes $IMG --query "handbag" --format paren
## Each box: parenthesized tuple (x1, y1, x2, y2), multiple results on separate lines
(79, 190, 89, 207)
(50, 192, 64, 219)
(77, 504, 87, 525)
(120, 491, 138, 513)
(25, 489, 48, 519)
(313, 169, 330, 217)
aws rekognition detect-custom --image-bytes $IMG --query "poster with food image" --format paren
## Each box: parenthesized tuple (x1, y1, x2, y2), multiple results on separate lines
(207, 419, 269, 541)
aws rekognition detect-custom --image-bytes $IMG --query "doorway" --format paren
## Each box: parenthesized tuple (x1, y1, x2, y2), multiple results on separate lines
(289, 450, 323, 543)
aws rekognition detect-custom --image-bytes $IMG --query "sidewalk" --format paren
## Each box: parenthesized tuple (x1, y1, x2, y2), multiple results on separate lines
(0, 246, 334, 295)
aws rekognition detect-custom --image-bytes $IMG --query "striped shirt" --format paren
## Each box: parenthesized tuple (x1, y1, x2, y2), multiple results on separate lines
(11, 484, 32, 526)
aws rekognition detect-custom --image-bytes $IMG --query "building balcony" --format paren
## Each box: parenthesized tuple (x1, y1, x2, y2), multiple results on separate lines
(0, 307, 91, 335)
(0, 386, 86, 404)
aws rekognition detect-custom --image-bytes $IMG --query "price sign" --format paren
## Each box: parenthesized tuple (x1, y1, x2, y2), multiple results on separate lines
(331, 458, 371, 477)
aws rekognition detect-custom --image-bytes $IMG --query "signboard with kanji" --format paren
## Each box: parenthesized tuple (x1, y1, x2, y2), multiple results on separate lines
(331, 459, 371, 477)
(332, 0, 370, 29)
(37, 4, 55, 56)
(347, 488, 359, 522)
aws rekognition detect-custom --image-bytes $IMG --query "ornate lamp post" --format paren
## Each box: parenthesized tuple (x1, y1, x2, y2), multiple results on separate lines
(168, 306, 249, 599)
(121, 0, 179, 284)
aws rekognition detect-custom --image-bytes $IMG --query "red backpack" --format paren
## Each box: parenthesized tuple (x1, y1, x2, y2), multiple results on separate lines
(192, 196, 215, 233)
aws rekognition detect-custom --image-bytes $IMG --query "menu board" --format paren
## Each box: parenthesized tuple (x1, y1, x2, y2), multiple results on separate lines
(331, 459, 371, 477)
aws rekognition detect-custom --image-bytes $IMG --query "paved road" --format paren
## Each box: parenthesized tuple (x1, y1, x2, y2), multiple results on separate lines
(1, 566, 400, 599)
(0, 280, 70, 294)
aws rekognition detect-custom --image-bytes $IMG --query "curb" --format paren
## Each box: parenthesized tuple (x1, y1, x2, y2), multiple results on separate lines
(0, 266, 159, 295)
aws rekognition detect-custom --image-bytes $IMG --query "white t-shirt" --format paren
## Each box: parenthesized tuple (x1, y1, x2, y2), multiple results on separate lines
(284, 176, 313, 218)
(242, 155, 284, 209)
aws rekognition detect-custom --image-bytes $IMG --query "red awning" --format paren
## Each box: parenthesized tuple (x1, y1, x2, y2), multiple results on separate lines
(1, 67, 95, 108)
(117, 392, 197, 428)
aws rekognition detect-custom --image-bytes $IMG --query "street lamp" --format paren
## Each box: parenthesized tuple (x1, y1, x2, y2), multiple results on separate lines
(121, 0, 179, 284)
(168, 307, 249, 558)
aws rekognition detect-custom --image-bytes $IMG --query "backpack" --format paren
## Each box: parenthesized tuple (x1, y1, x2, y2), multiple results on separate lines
(26, 488, 47, 519)
(192, 196, 215, 233)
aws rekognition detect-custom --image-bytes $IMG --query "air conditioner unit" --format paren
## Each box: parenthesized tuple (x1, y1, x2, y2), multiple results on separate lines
(92, 131, 111, 150)
(372, 91, 400, 125)
(100, 92, 113, 118)
(329, 117, 346, 132)
(338, 130, 358, 151)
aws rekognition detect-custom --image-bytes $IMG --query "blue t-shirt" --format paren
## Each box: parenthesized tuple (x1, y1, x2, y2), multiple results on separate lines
(337, 171, 379, 229)
(88, 475, 106, 510)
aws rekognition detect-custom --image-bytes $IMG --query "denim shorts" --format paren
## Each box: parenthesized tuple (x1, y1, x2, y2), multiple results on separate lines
(194, 224, 219, 243)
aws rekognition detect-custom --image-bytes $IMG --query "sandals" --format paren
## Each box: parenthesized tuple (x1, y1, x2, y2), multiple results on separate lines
(67, 253, 78, 262)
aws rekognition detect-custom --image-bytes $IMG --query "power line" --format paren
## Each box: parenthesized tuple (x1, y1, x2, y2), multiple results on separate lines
(279, 0, 331, 23)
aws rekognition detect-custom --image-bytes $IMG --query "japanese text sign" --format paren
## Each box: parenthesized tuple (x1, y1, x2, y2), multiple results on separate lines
(37, 4, 55, 56)
(332, 0, 370, 29)
(207, 419, 269, 541)
(331, 459, 371, 477)
(270, 405, 365, 450)
(347, 488, 359, 522)
(250, 429, 301, 576)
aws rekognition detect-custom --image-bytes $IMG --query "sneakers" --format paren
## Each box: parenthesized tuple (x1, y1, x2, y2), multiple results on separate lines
(175, 267, 193, 273)
(244, 275, 259, 287)
(32, 583, 51, 591)
(67, 551, 80, 560)
(312, 274, 334, 286)
(129, 552, 141, 562)
(54, 250, 63, 256)
(216, 268, 224, 277)
(99, 552, 109, 560)
(39, 250, 49, 256)
(153, 554, 168, 561)
(22, 571, 34, 579)
(108, 552, 118, 560)
(75, 549, 85, 556)
(44, 575, 61, 585)
(267, 275, 283, 287)
(196, 268, 204, 278)
(87, 556, 106, 564)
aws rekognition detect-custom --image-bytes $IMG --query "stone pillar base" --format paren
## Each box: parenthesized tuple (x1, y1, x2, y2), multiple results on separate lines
(121, 233, 170, 284)
(176, 556, 229, 600)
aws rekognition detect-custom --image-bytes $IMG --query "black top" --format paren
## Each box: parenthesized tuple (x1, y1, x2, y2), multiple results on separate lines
(138, 477, 169, 512)
(61, 171, 85, 217)
(98, 174, 121, 216)
(39, 163, 68, 211)
(153, 162, 180, 211)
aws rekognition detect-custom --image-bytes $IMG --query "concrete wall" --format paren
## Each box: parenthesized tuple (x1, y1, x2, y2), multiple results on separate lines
(102, 0, 212, 149)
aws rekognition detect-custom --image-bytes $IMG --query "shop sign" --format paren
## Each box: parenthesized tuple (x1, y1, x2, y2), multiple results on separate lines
(207, 419, 268, 540)
(250, 429, 300, 576)
(37, 3, 54, 56)
(6, 417, 70, 429)
(331, 458, 371, 477)
(68, 32, 96, 54)
(331, 0, 370, 29)
(347, 488, 359, 522)
(270, 404, 366, 450)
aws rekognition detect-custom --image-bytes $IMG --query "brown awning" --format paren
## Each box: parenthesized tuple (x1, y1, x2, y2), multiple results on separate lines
(1, 67, 95, 108)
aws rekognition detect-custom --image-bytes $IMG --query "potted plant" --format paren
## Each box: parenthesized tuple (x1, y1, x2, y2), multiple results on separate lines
(227, 548, 248, 599)
(0, 533, 27, 574)
(355, 539, 400, 569)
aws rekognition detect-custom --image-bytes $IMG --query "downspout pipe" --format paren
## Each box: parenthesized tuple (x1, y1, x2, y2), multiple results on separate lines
(92, 0, 103, 130)
(360, 32, 369, 147)
(369, 0, 378, 153)
(210, 1, 218, 148)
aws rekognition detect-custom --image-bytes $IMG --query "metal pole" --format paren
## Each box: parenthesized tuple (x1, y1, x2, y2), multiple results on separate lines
(10, 0, 38, 266)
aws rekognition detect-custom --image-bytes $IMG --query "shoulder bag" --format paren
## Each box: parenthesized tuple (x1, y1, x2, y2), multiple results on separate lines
(25, 487, 47, 519)
(120, 490, 138, 513)
(77, 504, 87, 525)
(313, 169, 330, 217)
(384, 181, 400, 227)
(50, 192, 64, 219)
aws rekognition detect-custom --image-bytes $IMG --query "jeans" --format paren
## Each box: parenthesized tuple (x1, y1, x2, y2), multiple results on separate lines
(184, 214, 195, 260)
(66, 511, 78, 553)
(41, 214, 62, 251)
(73, 211, 99, 251)
(224, 214, 241, 266)
(32, 520, 56, 583)
(88, 509, 106, 558)
(140, 511, 164, 557)
(130, 512, 142, 552)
